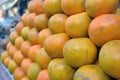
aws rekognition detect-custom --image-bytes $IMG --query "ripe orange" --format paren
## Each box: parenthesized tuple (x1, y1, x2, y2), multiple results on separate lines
(89, 14, 120, 46)
(48, 13, 68, 34)
(21, 12, 29, 26)
(48, 58, 75, 80)
(13, 67, 25, 80)
(21, 58, 32, 74)
(37, 69, 50, 80)
(21, 76, 29, 80)
(8, 45, 17, 58)
(28, 0, 44, 14)
(44, 33, 70, 58)
(9, 31, 18, 45)
(1, 51, 9, 63)
(8, 60, 18, 74)
(43, 0, 63, 17)
(36, 48, 52, 69)
(73, 65, 110, 80)
(65, 12, 92, 38)
(13, 50, 25, 66)
(3, 56, 12, 67)
(99, 40, 120, 79)
(27, 13, 36, 28)
(28, 45, 41, 61)
(15, 36, 24, 49)
(20, 41, 31, 57)
(63, 38, 97, 68)
(85, 0, 119, 18)
(27, 63, 41, 80)
(21, 26, 30, 40)
(16, 22, 24, 35)
(6, 42, 13, 51)
(34, 14, 48, 31)
(61, 0, 85, 15)
(38, 28, 52, 46)
(28, 28, 39, 45)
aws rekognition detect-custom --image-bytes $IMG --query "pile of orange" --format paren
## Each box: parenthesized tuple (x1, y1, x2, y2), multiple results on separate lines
(1, 0, 120, 80)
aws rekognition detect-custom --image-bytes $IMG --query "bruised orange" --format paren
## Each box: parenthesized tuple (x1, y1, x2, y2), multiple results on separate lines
(85, 0, 119, 18)
(89, 14, 120, 46)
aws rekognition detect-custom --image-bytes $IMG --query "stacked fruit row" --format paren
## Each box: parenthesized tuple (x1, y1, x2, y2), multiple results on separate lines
(1, 0, 120, 80)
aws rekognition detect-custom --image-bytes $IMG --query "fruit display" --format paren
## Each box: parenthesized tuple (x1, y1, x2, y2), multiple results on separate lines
(0, 0, 120, 80)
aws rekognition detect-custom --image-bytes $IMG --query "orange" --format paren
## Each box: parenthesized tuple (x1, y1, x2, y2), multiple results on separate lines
(28, 45, 41, 61)
(21, 26, 30, 40)
(28, 0, 44, 14)
(21, 12, 29, 26)
(44, 33, 70, 58)
(3, 56, 12, 67)
(48, 13, 68, 34)
(15, 36, 24, 49)
(8, 45, 17, 58)
(38, 28, 52, 46)
(43, 0, 63, 17)
(20, 41, 31, 57)
(27, 13, 36, 28)
(61, 0, 85, 15)
(21, 76, 29, 80)
(63, 38, 97, 68)
(37, 69, 50, 80)
(89, 14, 120, 46)
(13, 67, 25, 80)
(99, 40, 120, 79)
(28, 28, 39, 45)
(34, 14, 48, 31)
(8, 60, 18, 74)
(65, 12, 92, 38)
(9, 31, 18, 44)
(16, 22, 24, 35)
(21, 58, 32, 74)
(27, 63, 41, 80)
(73, 65, 110, 80)
(13, 50, 25, 66)
(85, 0, 119, 18)
(1, 51, 9, 63)
(6, 42, 13, 51)
(36, 48, 52, 69)
(48, 58, 75, 80)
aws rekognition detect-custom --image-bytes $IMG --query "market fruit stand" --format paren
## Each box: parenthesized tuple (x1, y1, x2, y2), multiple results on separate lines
(0, 0, 120, 80)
